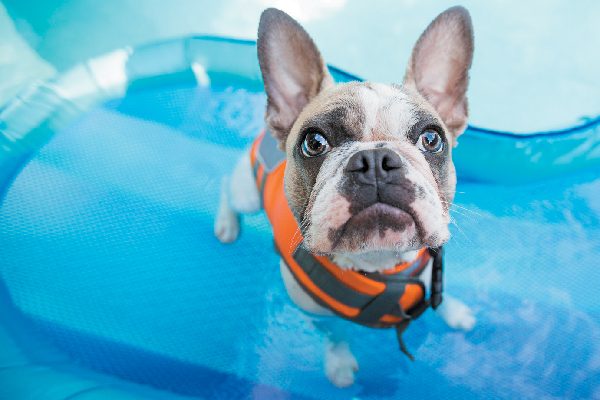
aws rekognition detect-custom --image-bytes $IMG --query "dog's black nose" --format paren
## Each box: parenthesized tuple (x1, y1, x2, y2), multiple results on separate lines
(344, 149, 402, 185)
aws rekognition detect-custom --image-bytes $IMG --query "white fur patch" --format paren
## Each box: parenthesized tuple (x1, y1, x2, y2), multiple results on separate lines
(358, 83, 417, 141)
(358, 85, 381, 139)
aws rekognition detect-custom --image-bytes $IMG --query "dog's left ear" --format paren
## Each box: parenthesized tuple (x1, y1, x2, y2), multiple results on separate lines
(404, 6, 474, 142)
(257, 8, 334, 146)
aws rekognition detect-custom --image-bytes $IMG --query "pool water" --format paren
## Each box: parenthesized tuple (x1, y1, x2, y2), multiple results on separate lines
(1, 80, 599, 399)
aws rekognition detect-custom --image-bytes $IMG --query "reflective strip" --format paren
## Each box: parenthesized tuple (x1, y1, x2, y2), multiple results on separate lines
(293, 246, 372, 309)
(381, 248, 430, 277)
(256, 129, 285, 172)
(406, 253, 430, 277)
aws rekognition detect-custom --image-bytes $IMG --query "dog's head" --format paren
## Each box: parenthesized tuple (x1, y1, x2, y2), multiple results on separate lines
(257, 7, 473, 259)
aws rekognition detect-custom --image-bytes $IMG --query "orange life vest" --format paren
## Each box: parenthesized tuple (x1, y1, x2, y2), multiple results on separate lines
(249, 131, 444, 358)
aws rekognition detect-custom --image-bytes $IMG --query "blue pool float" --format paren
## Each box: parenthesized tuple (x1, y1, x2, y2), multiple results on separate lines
(1, 36, 599, 399)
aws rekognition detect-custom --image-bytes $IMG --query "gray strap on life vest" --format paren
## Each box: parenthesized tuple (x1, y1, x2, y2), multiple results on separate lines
(354, 279, 418, 325)
(429, 247, 444, 309)
(292, 246, 373, 309)
(395, 319, 415, 361)
(257, 130, 285, 172)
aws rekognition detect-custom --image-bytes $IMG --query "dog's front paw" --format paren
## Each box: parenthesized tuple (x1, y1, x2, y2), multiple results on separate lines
(214, 205, 240, 243)
(325, 341, 358, 388)
(436, 295, 476, 331)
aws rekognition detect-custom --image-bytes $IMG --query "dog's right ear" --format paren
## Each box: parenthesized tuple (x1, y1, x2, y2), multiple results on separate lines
(257, 8, 333, 146)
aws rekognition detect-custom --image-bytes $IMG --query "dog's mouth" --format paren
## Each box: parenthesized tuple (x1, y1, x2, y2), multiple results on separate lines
(347, 203, 414, 228)
(328, 202, 417, 252)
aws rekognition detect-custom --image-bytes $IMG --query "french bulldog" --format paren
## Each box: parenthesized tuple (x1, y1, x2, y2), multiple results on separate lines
(214, 6, 476, 387)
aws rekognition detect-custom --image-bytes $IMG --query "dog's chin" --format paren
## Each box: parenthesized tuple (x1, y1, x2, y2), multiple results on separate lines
(323, 203, 421, 254)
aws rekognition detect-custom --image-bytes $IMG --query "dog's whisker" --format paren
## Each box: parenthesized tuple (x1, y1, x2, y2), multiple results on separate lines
(448, 209, 470, 220)
(445, 203, 483, 217)
(440, 201, 483, 219)
(289, 222, 304, 249)
(447, 208, 478, 222)
(449, 219, 474, 246)
(441, 203, 473, 217)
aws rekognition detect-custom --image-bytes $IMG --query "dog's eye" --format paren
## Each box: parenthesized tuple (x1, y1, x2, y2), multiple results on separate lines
(301, 132, 331, 157)
(417, 129, 444, 153)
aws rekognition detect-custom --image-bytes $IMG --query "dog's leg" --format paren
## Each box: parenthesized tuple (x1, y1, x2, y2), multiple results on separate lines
(280, 259, 358, 387)
(419, 260, 476, 331)
(324, 338, 359, 388)
(214, 153, 260, 243)
(435, 294, 476, 331)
